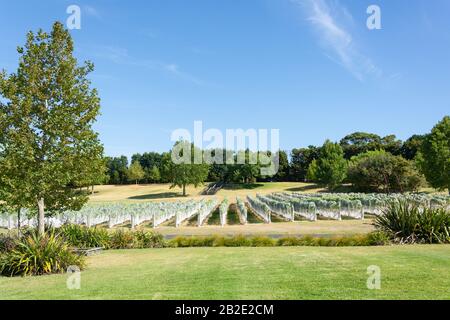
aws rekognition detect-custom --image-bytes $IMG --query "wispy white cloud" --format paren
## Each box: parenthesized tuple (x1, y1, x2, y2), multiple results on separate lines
(84, 5, 101, 19)
(84, 45, 211, 86)
(90, 45, 129, 63)
(293, 0, 382, 81)
(141, 29, 159, 39)
(163, 63, 208, 86)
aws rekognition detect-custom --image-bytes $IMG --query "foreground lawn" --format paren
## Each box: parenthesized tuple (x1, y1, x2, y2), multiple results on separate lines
(1, 245, 449, 300)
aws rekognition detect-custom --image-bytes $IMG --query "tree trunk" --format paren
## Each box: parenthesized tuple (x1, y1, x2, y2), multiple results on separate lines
(37, 198, 45, 235)
(183, 184, 186, 196)
(17, 208, 21, 237)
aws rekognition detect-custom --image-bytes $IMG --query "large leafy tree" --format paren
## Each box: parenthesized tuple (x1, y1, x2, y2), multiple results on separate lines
(148, 165, 161, 183)
(273, 150, 290, 182)
(105, 156, 128, 184)
(132, 152, 164, 182)
(127, 161, 145, 185)
(232, 149, 260, 184)
(0, 22, 104, 234)
(290, 146, 320, 181)
(400, 134, 425, 160)
(163, 141, 210, 196)
(417, 116, 450, 193)
(348, 150, 424, 193)
(206, 148, 229, 182)
(306, 140, 347, 189)
(380, 134, 403, 156)
(340, 132, 382, 159)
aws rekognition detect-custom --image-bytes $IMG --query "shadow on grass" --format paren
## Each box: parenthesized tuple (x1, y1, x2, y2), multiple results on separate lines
(128, 192, 183, 200)
(286, 184, 355, 193)
(223, 183, 264, 190)
(285, 184, 321, 192)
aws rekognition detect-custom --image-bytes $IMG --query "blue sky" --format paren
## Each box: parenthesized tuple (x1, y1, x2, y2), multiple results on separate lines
(1, 0, 449, 157)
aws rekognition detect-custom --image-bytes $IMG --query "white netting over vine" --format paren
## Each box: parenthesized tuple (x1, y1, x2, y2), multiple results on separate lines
(256, 194, 294, 221)
(236, 197, 248, 224)
(246, 196, 271, 223)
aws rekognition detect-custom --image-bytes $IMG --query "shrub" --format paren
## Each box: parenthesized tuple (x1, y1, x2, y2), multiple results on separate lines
(57, 225, 167, 249)
(0, 231, 85, 276)
(375, 200, 450, 243)
(170, 235, 225, 248)
(169, 233, 389, 248)
(348, 150, 424, 192)
(0, 233, 18, 253)
(366, 231, 391, 246)
(133, 230, 166, 248)
(222, 235, 250, 247)
(277, 237, 302, 246)
(250, 236, 275, 247)
(59, 224, 110, 249)
(109, 229, 135, 249)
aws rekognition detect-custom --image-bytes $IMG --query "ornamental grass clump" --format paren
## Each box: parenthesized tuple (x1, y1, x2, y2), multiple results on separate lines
(375, 200, 450, 244)
(0, 231, 85, 277)
(59, 224, 110, 249)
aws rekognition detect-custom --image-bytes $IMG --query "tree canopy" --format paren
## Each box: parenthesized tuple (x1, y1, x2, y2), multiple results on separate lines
(162, 141, 210, 196)
(306, 140, 347, 189)
(0, 22, 104, 234)
(127, 161, 145, 184)
(348, 150, 424, 193)
(417, 116, 450, 193)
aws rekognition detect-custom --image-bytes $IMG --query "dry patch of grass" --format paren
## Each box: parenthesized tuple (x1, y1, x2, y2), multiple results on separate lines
(151, 218, 375, 237)
(88, 182, 324, 203)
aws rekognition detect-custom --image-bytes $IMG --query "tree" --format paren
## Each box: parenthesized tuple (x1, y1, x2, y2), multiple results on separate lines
(127, 161, 145, 185)
(148, 165, 161, 183)
(273, 150, 290, 182)
(380, 134, 402, 156)
(290, 146, 320, 181)
(73, 156, 107, 194)
(417, 116, 450, 193)
(236, 150, 260, 184)
(340, 132, 382, 159)
(0, 22, 104, 235)
(132, 152, 164, 182)
(163, 141, 210, 196)
(400, 134, 425, 160)
(106, 156, 128, 184)
(306, 140, 347, 189)
(206, 148, 228, 182)
(348, 150, 424, 192)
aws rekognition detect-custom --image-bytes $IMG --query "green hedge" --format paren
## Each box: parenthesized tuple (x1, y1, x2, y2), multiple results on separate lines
(168, 232, 391, 248)
(58, 224, 167, 249)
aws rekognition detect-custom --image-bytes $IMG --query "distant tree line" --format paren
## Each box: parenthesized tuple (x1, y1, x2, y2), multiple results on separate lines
(103, 116, 449, 194)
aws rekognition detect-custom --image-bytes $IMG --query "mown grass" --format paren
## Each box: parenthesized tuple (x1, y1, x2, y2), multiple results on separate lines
(1, 245, 449, 299)
(88, 182, 324, 203)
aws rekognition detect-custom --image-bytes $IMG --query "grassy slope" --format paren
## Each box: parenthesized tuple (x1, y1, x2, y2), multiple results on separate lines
(1, 245, 449, 300)
(88, 182, 324, 203)
(88, 183, 446, 204)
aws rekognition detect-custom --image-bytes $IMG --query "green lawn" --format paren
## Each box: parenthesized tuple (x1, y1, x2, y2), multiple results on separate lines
(1, 245, 449, 300)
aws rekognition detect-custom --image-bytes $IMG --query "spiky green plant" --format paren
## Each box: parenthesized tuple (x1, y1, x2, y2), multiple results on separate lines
(0, 231, 85, 276)
(59, 224, 110, 249)
(375, 200, 450, 243)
